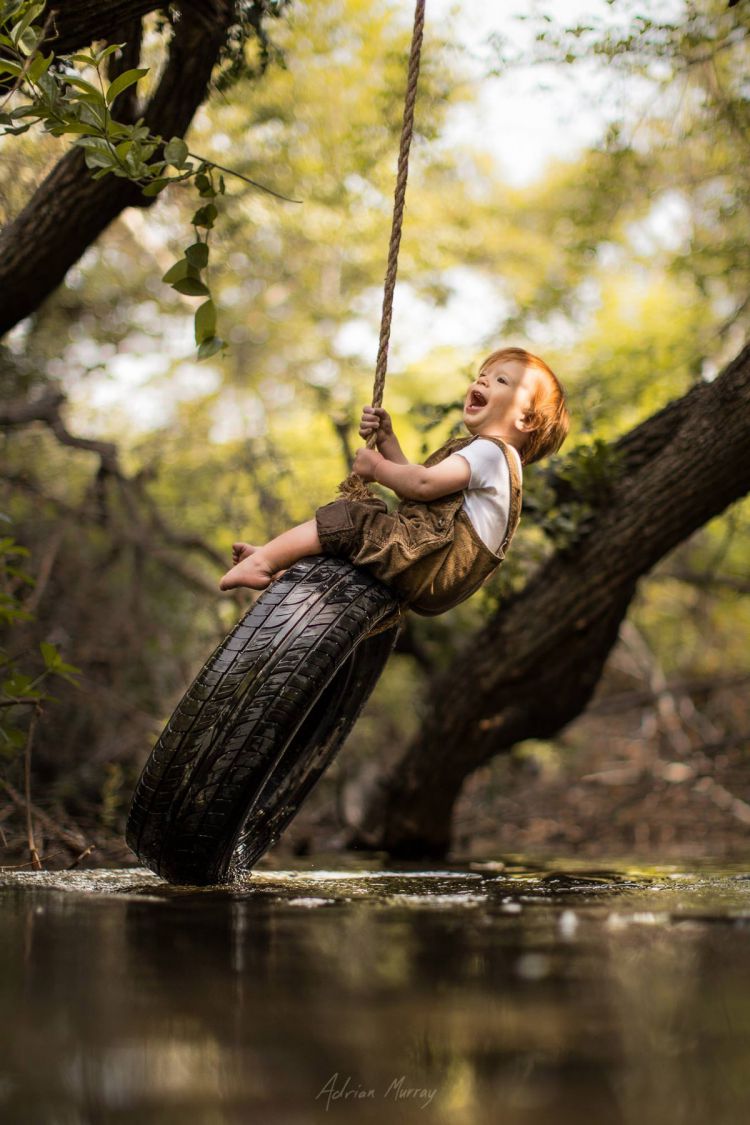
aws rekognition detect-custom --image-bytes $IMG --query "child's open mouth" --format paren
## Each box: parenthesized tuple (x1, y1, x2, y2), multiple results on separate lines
(466, 389, 487, 412)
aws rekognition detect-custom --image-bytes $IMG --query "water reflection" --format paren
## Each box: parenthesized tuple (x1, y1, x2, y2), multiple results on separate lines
(0, 858, 749, 1123)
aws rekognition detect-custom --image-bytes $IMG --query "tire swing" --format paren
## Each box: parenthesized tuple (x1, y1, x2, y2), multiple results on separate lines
(126, 0, 427, 885)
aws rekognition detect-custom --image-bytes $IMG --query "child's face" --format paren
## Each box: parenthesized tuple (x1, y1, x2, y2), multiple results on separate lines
(463, 359, 539, 441)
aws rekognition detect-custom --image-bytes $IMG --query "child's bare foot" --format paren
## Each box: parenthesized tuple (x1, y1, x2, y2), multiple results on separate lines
(219, 549, 274, 591)
(231, 542, 255, 565)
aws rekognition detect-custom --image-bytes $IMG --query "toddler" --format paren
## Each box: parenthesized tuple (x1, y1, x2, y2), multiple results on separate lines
(219, 347, 569, 616)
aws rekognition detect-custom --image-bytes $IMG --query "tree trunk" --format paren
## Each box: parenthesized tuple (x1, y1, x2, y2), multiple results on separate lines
(351, 343, 750, 858)
(42, 2, 166, 56)
(0, 1, 237, 337)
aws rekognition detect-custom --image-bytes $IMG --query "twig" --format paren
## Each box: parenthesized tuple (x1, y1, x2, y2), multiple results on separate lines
(67, 843, 96, 869)
(586, 672, 750, 716)
(656, 566, 750, 596)
(618, 619, 692, 757)
(694, 776, 750, 826)
(186, 150, 302, 204)
(0, 778, 89, 855)
(24, 706, 42, 871)
(25, 525, 64, 612)
(0, 850, 64, 871)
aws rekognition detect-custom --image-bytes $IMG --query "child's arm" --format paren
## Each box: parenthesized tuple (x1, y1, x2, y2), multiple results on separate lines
(353, 447, 470, 501)
(359, 406, 408, 464)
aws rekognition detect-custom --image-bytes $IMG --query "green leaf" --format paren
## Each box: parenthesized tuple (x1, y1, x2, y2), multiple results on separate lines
(197, 336, 224, 360)
(164, 136, 189, 167)
(28, 50, 52, 81)
(10, 104, 43, 118)
(196, 172, 215, 198)
(161, 258, 197, 284)
(105, 67, 148, 106)
(2, 673, 35, 697)
(36, 70, 57, 99)
(142, 177, 170, 197)
(65, 74, 106, 103)
(84, 150, 117, 171)
(105, 119, 132, 139)
(10, 2, 44, 48)
(192, 203, 217, 229)
(0, 59, 23, 77)
(71, 53, 98, 67)
(185, 241, 209, 269)
(74, 136, 118, 169)
(17, 24, 39, 55)
(194, 299, 216, 344)
(56, 672, 79, 687)
(57, 120, 99, 135)
(77, 101, 106, 128)
(0, 727, 26, 754)
(172, 277, 209, 297)
(95, 43, 126, 64)
(40, 641, 61, 671)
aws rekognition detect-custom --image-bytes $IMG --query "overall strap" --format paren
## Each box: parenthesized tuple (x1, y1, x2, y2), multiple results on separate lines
(497, 440, 523, 553)
(421, 435, 474, 468)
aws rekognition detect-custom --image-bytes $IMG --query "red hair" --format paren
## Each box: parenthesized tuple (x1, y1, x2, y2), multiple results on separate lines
(479, 346, 569, 465)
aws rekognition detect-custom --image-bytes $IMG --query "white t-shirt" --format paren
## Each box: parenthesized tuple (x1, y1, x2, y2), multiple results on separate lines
(450, 439, 522, 553)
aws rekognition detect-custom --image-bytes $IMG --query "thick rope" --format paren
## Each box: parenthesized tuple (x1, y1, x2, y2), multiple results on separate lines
(338, 0, 426, 500)
(370, 0, 426, 415)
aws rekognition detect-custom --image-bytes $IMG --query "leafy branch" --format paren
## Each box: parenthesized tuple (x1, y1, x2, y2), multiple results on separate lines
(0, 0, 299, 359)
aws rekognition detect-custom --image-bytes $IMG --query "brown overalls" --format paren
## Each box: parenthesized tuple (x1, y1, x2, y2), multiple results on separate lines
(315, 435, 523, 617)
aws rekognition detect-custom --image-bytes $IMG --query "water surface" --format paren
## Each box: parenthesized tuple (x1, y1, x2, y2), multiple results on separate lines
(1, 855, 749, 1124)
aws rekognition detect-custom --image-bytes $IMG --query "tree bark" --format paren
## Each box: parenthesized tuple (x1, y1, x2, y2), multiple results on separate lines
(0, 1, 237, 337)
(41, 2, 166, 56)
(352, 343, 750, 858)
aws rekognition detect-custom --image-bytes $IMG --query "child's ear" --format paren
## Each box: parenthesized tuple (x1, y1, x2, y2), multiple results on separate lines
(517, 410, 539, 434)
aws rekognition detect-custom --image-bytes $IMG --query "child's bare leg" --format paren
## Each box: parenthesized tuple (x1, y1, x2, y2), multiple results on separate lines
(219, 520, 322, 591)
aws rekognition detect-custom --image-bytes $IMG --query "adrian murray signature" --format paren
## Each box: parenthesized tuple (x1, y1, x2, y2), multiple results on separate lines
(316, 1072, 437, 1111)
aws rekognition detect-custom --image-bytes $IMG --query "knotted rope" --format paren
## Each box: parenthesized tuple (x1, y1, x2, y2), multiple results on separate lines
(338, 0, 426, 501)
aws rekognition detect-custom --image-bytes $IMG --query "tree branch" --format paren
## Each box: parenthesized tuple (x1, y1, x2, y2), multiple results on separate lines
(353, 342, 750, 857)
(3, 468, 225, 598)
(0, 1, 238, 336)
(42, 2, 164, 56)
(0, 387, 120, 472)
(1, 385, 231, 590)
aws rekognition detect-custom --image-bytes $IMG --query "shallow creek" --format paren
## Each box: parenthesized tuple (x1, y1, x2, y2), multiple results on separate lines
(1, 855, 749, 1124)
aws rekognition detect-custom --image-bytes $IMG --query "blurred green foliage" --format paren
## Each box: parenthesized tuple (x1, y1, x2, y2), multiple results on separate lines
(0, 0, 294, 356)
(0, 519, 80, 756)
